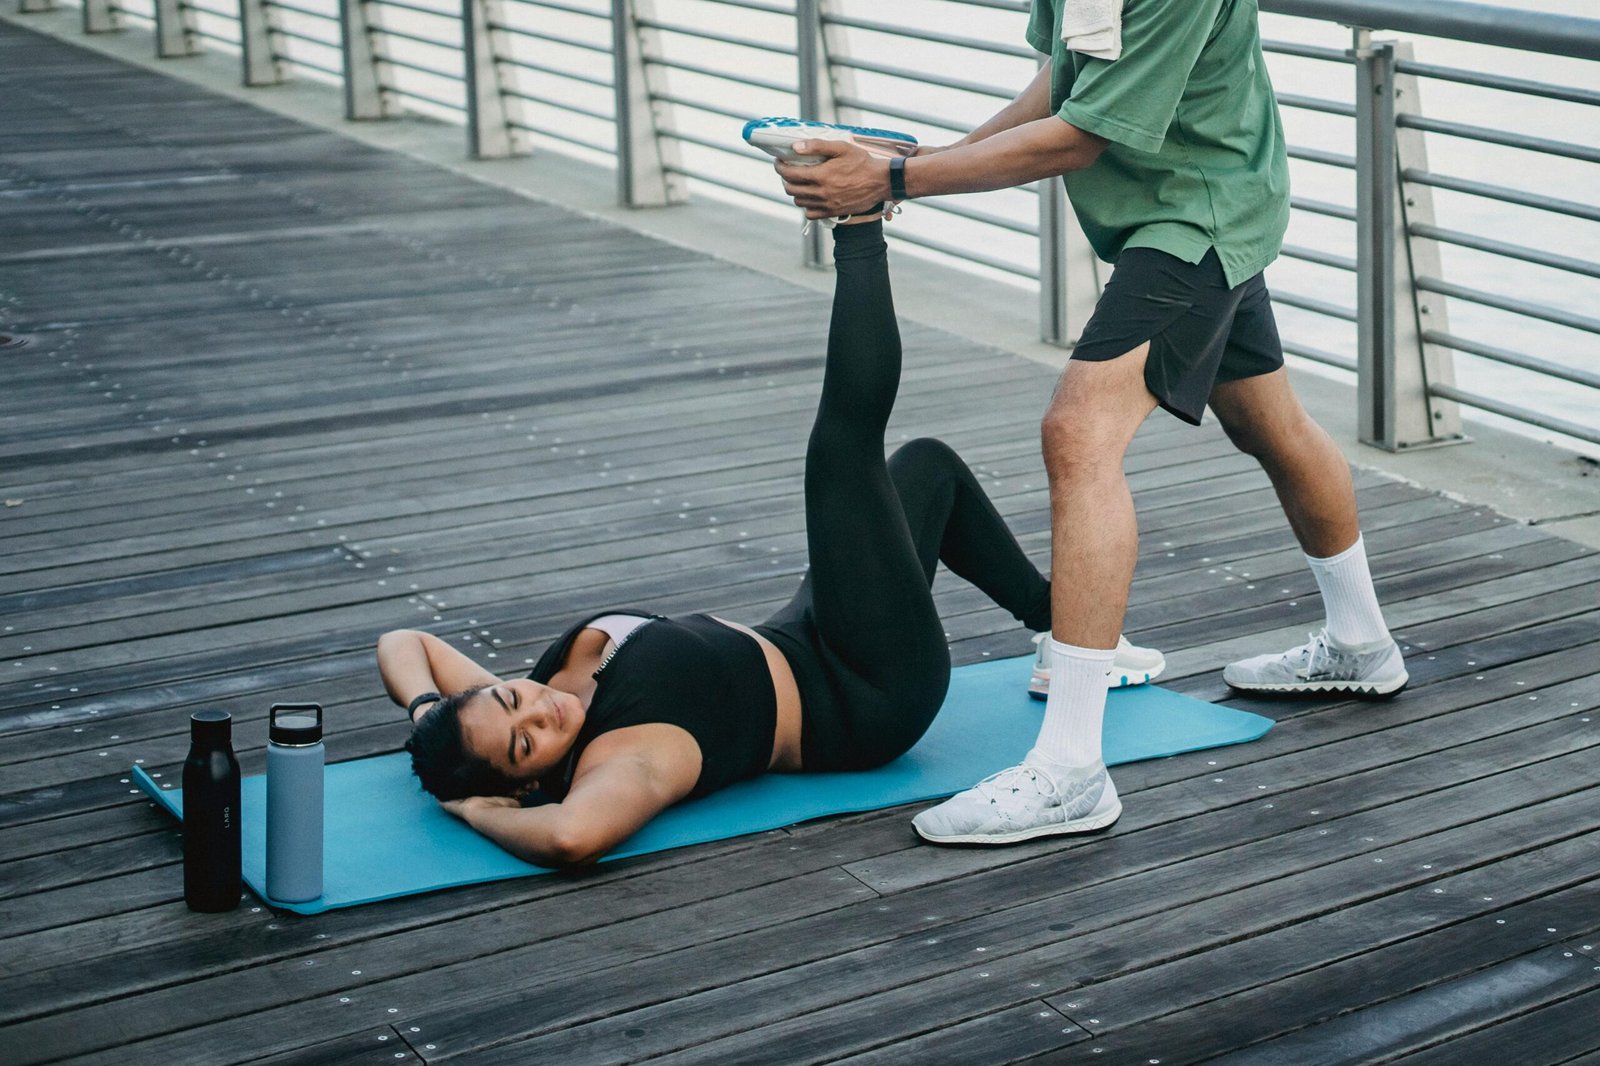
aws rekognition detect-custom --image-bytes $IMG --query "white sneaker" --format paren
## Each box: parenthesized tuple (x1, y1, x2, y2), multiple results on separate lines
(1029, 634, 1166, 700)
(912, 751, 1122, 845)
(1223, 627, 1408, 697)
(741, 116, 918, 165)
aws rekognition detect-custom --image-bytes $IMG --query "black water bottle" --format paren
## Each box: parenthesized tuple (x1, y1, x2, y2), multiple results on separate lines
(183, 710, 242, 913)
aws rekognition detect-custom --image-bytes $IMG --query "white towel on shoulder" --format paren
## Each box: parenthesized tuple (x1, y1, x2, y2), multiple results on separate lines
(1062, 0, 1123, 61)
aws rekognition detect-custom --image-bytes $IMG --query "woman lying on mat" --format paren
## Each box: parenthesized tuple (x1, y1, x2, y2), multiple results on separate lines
(376, 212, 1163, 866)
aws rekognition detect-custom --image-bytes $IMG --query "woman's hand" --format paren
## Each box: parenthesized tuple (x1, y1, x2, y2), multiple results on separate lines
(439, 795, 520, 821)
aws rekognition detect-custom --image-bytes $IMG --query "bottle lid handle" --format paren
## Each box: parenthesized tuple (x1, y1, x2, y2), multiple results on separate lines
(270, 702, 323, 728)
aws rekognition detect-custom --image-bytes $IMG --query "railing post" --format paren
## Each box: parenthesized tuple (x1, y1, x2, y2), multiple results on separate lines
(611, 0, 686, 207)
(82, 0, 118, 33)
(464, 0, 520, 158)
(155, 0, 200, 56)
(340, 0, 395, 119)
(796, 0, 837, 268)
(1351, 30, 1461, 450)
(1037, 170, 1101, 346)
(1391, 39, 1464, 446)
(239, 0, 284, 85)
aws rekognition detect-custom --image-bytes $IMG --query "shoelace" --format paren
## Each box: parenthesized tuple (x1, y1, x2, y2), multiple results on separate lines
(801, 201, 903, 236)
(973, 764, 1063, 807)
(1293, 629, 1347, 680)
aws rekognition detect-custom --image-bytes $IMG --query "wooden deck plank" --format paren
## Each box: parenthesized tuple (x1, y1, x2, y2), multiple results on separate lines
(1, 22, 1595, 1066)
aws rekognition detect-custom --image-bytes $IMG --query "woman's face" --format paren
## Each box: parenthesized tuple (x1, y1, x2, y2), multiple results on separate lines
(456, 679, 586, 788)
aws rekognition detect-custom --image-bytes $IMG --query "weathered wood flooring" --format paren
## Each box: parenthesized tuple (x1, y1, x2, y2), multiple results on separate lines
(2, 21, 1598, 1065)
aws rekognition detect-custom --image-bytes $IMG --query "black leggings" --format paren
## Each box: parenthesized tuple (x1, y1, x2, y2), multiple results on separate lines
(755, 221, 1052, 772)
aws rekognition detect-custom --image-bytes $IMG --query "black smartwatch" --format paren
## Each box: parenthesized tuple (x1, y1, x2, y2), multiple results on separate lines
(889, 155, 909, 202)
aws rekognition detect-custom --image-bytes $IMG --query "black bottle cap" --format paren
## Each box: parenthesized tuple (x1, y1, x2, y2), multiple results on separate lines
(190, 710, 232, 744)
(270, 703, 323, 745)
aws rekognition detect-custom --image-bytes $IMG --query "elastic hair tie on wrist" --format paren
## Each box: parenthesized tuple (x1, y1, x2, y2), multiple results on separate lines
(407, 691, 443, 717)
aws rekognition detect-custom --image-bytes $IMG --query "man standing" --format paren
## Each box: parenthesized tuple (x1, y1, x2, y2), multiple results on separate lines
(777, 0, 1406, 845)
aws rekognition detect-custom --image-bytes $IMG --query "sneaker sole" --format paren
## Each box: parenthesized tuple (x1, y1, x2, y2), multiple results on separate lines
(744, 125, 916, 164)
(1224, 673, 1409, 699)
(913, 799, 1123, 846)
(1029, 663, 1165, 700)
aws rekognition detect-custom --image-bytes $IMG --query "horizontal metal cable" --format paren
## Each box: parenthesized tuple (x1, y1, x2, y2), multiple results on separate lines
(486, 22, 610, 54)
(274, 26, 340, 47)
(1276, 91, 1355, 117)
(683, 0, 793, 14)
(940, 0, 1029, 12)
(909, 197, 1037, 236)
(889, 227, 1038, 279)
(187, 2, 239, 19)
(368, 0, 455, 18)
(503, 87, 613, 122)
(1397, 114, 1600, 165)
(1291, 195, 1357, 221)
(833, 95, 974, 136)
(641, 54, 795, 94)
(1414, 276, 1600, 335)
(662, 163, 794, 206)
(1271, 288, 1359, 321)
(508, 119, 615, 154)
(1404, 168, 1600, 224)
(390, 85, 467, 110)
(662, 128, 768, 159)
(1286, 143, 1357, 169)
(829, 55, 1016, 100)
(512, 0, 608, 19)
(1428, 383, 1600, 444)
(650, 90, 749, 122)
(496, 57, 611, 89)
(1261, 38, 1352, 62)
(369, 24, 459, 49)
(1280, 242, 1357, 271)
(286, 54, 344, 75)
(633, 18, 796, 56)
(263, 0, 337, 20)
(1410, 222, 1600, 281)
(1395, 59, 1600, 107)
(374, 52, 463, 79)
(1282, 339, 1357, 371)
(193, 26, 242, 43)
(819, 15, 1035, 59)
(1422, 329, 1600, 390)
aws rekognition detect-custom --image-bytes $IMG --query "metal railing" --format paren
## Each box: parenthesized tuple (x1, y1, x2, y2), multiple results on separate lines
(12, 0, 1599, 452)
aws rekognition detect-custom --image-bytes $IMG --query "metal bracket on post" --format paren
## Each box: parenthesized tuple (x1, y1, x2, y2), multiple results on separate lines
(240, 0, 285, 85)
(464, 0, 522, 158)
(611, 0, 686, 207)
(341, 0, 395, 119)
(82, 0, 119, 33)
(1351, 30, 1461, 450)
(18, 0, 56, 15)
(796, 0, 840, 268)
(155, 0, 200, 57)
(1391, 39, 1464, 447)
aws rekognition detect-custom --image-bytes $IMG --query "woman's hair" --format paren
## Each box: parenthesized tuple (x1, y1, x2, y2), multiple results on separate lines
(404, 687, 524, 801)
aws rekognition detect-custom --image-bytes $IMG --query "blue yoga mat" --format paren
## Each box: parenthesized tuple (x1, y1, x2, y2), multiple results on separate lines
(135, 654, 1270, 914)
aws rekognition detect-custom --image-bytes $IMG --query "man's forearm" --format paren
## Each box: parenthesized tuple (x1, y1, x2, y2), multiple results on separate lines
(947, 61, 1055, 150)
(906, 115, 1105, 198)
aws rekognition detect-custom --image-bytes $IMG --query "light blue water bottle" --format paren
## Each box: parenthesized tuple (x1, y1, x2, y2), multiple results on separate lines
(266, 702, 324, 903)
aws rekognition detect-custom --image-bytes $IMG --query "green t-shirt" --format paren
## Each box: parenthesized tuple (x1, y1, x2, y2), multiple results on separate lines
(1027, 0, 1290, 287)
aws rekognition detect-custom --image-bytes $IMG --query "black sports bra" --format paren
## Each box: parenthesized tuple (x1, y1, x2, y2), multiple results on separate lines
(527, 609, 778, 800)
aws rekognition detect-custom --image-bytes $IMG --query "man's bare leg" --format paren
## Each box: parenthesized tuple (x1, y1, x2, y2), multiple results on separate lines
(1210, 369, 1407, 695)
(912, 346, 1155, 845)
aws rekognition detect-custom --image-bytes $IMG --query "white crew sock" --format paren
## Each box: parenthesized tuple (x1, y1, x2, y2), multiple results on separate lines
(1034, 639, 1114, 769)
(1306, 534, 1391, 648)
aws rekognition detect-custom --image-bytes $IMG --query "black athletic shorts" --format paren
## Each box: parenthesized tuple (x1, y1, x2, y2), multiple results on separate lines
(1071, 247, 1284, 425)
